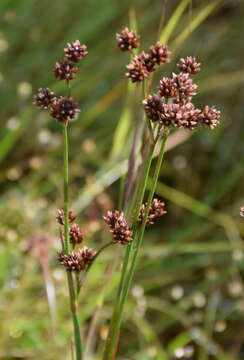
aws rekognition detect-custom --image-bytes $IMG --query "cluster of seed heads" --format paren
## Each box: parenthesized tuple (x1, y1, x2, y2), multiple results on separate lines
(33, 40, 88, 126)
(103, 210, 133, 245)
(116, 28, 171, 82)
(58, 247, 96, 272)
(56, 208, 95, 270)
(143, 56, 220, 130)
(139, 198, 166, 225)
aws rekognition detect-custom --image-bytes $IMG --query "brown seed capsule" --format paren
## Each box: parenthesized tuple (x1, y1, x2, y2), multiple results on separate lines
(58, 250, 85, 272)
(139, 198, 166, 225)
(177, 56, 201, 75)
(157, 77, 177, 98)
(80, 246, 97, 265)
(240, 207, 244, 218)
(116, 27, 140, 52)
(103, 210, 133, 245)
(143, 94, 163, 122)
(58, 246, 96, 271)
(54, 60, 78, 81)
(126, 55, 149, 83)
(173, 72, 198, 100)
(50, 97, 80, 125)
(160, 102, 201, 130)
(56, 208, 77, 225)
(64, 40, 88, 63)
(70, 224, 84, 245)
(149, 42, 171, 65)
(200, 105, 221, 129)
(33, 88, 55, 109)
(139, 51, 156, 72)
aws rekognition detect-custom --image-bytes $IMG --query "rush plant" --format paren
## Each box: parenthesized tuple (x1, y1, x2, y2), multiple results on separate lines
(34, 28, 220, 360)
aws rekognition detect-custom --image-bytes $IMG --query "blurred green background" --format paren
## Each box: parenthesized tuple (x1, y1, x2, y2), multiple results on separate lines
(0, 0, 244, 359)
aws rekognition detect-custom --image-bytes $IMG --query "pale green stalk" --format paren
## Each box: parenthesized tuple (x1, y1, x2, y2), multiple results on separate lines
(103, 129, 169, 359)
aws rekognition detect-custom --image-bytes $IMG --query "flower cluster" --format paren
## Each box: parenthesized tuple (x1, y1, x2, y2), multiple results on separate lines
(240, 206, 244, 218)
(58, 247, 96, 272)
(139, 198, 166, 225)
(56, 208, 96, 271)
(103, 210, 133, 245)
(116, 27, 140, 52)
(116, 28, 171, 83)
(143, 56, 221, 130)
(33, 40, 88, 125)
(56, 208, 77, 225)
(126, 42, 171, 83)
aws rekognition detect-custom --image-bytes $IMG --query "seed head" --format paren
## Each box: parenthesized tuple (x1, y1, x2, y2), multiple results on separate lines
(64, 40, 88, 63)
(56, 208, 77, 225)
(126, 55, 149, 83)
(139, 198, 166, 225)
(177, 56, 201, 75)
(140, 51, 156, 72)
(240, 207, 244, 218)
(80, 246, 97, 265)
(58, 247, 96, 271)
(161, 102, 201, 130)
(54, 60, 77, 81)
(173, 72, 198, 100)
(70, 224, 84, 245)
(103, 210, 133, 245)
(157, 77, 177, 98)
(200, 106, 221, 129)
(149, 42, 171, 66)
(116, 27, 140, 52)
(58, 250, 85, 272)
(50, 97, 80, 125)
(33, 88, 55, 109)
(143, 94, 163, 122)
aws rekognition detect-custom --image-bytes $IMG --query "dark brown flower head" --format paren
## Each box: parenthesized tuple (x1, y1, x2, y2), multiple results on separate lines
(70, 224, 84, 245)
(160, 103, 180, 127)
(54, 60, 78, 81)
(64, 40, 88, 63)
(80, 246, 97, 265)
(140, 51, 156, 72)
(149, 42, 171, 65)
(139, 198, 166, 225)
(50, 97, 80, 125)
(58, 250, 85, 272)
(173, 72, 198, 100)
(143, 94, 163, 122)
(200, 105, 221, 129)
(161, 102, 201, 130)
(116, 27, 140, 52)
(177, 56, 201, 75)
(34, 88, 55, 109)
(56, 208, 77, 225)
(103, 210, 133, 245)
(240, 206, 244, 218)
(158, 77, 177, 98)
(176, 102, 201, 130)
(126, 55, 149, 83)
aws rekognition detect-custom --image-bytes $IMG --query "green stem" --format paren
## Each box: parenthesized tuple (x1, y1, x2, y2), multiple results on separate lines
(63, 124, 83, 360)
(103, 129, 169, 360)
(63, 125, 70, 254)
(103, 144, 155, 360)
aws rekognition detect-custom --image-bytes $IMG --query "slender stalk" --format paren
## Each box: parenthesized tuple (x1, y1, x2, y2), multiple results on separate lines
(103, 129, 169, 360)
(63, 125, 70, 254)
(63, 123, 83, 360)
(103, 144, 154, 360)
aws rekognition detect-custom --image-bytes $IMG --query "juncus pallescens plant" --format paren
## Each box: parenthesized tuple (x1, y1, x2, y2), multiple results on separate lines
(102, 28, 220, 360)
(34, 28, 221, 359)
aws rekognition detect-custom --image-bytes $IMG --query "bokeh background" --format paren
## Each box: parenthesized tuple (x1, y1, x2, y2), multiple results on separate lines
(0, 0, 244, 359)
